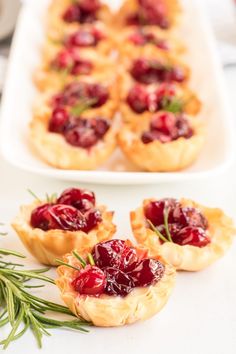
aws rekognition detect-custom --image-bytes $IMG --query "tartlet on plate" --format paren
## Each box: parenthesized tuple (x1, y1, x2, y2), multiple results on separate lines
(119, 73, 201, 124)
(47, 0, 112, 39)
(130, 198, 236, 271)
(12, 188, 116, 265)
(115, 0, 181, 30)
(118, 111, 205, 172)
(56, 239, 176, 326)
(34, 48, 115, 92)
(116, 26, 184, 58)
(45, 22, 115, 56)
(30, 108, 118, 170)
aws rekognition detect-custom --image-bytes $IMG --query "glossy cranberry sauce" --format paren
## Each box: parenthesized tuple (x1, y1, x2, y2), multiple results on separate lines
(51, 48, 93, 75)
(130, 58, 186, 85)
(126, 0, 170, 29)
(63, 0, 101, 24)
(48, 107, 110, 149)
(141, 112, 193, 144)
(144, 198, 210, 247)
(51, 81, 109, 109)
(65, 28, 105, 48)
(72, 239, 165, 296)
(127, 83, 180, 114)
(128, 30, 169, 50)
(30, 188, 102, 233)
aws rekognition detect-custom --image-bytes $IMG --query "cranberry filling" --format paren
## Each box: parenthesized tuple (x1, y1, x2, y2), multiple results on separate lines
(48, 109, 110, 149)
(144, 198, 210, 248)
(126, 0, 170, 29)
(51, 82, 109, 110)
(52, 49, 93, 76)
(128, 30, 169, 50)
(30, 188, 102, 233)
(130, 58, 186, 85)
(141, 112, 193, 144)
(72, 239, 165, 297)
(72, 265, 106, 295)
(127, 83, 180, 114)
(65, 28, 104, 48)
(62, 0, 101, 24)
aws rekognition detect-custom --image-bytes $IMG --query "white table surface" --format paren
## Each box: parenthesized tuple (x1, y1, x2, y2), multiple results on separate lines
(1, 0, 236, 353)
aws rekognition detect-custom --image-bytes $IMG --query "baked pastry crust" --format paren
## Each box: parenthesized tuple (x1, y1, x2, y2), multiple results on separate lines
(34, 49, 116, 92)
(56, 251, 176, 326)
(118, 117, 205, 172)
(130, 198, 236, 271)
(115, 0, 181, 29)
(29, 113, 118, 170)
(47, 0, 112, 39)
(12, 201, 116, 266)
(119, 71, 201, 124)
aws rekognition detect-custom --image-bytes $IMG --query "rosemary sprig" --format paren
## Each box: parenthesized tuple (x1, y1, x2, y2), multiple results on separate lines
(46, 193, 58, 204)
(147, 207, 173, 243)
(161, 96, 183, 113)
(0, 248, 90, 349)
(72, 251, 87, 268)
(27, 189, 41, 202)
(70, 98, 97, 117)
(87, 253, 95, 266)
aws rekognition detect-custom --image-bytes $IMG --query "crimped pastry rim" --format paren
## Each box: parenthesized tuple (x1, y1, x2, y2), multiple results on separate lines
(130, 198, 236, 271)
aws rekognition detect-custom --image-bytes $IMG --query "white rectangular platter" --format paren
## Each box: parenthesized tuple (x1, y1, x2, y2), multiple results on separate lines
(0, 0, 234, 185)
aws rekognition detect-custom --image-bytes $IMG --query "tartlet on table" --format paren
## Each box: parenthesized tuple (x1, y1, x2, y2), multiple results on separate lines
(56, 239, 176, 326)
(130, 198, 236, 271)
(12, 188, 116, 265)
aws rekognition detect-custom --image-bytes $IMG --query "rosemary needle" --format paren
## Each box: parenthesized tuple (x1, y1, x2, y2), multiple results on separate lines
(0, 248, 90, 349)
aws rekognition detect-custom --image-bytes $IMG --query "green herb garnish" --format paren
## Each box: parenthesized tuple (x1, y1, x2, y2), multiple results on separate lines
(0, 248, 90, 349)
(147, 207, 173, 243)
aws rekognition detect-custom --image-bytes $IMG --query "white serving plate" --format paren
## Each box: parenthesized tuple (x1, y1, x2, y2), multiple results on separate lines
(0, 0, 234, 185)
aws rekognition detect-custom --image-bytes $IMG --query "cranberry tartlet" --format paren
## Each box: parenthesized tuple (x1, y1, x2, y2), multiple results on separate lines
(130, 198, 235, 271)
(116, 27, 184, 58)
(118, 111, 205, 171)
(12, 188, 116, 265)
(119, 77, 201, 124)
(56, 239, 175, 326)
(47, 0, 112, 38)
(34, 47, 115, 91)
(30, 100, 117, 169)
(115, 0, 180, 30)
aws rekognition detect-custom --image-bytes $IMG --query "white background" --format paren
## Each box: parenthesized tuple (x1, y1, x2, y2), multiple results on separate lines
(1, 0, 236, 353)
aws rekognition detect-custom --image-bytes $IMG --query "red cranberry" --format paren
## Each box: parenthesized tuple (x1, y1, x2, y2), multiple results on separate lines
(126, 85, 148, 113)
(150, 112, 177, 135)
(72, 265, 106, 295)
(79, 0, 100, 13)
(157, 223, 182, 243)
(129, 258, 165, 287)
(89, 118, 110, 137)
(128, 31, 169, 50)
(130, 58, 186, 84)
(30, 203, 52, 231)
(52, 49, 74, 70)
(173, 207, 208, 229)
(155, 83, 176, 102)
(138, 0, 169, 28)
(92, 239, 138, 271)
(71, 59, 93, 75)
(104, 267, 135, 297)
(48, 107, 69, 133)
(173, 227, 210, 247)
(144, 199, 178, 226)
(64, 125, 98, 148)
(87, 84, 109, 108)
(57, 188, 95, 212)
(31, 204, 86, 231)
(63, 4, 81, 23)
(66, 30, 97, 47)
(141, 130, 172, 144)
(84, 208, 102, 232)
(174, 116, 193, 139)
